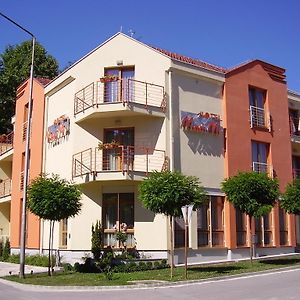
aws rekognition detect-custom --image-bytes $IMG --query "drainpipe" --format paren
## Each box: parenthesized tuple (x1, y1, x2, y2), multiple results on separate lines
(168, 70, 174, 172)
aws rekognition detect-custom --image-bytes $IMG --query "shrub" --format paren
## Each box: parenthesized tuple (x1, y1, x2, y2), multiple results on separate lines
(0, 241, 3, 258)
(2, 239, 10, 260)
(91, 221, 102, 261)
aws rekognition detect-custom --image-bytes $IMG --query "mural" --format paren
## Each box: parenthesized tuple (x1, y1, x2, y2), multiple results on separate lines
(181, 111, 222, 135)
(47, 115, 70, 144)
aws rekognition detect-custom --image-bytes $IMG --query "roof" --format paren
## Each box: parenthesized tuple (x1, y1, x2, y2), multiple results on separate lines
(35, 77, 52, 86)
(152, 46, 226, 74)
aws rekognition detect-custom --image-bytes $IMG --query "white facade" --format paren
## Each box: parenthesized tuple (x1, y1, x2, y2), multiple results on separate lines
(42, 33, 226, 263)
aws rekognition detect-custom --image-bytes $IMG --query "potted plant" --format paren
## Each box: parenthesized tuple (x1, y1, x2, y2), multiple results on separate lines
(100, 75, 119, 83)
(98, 140, 120, 150)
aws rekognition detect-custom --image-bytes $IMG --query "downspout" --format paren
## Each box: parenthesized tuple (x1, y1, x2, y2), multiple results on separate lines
(40, 95, 49, 254)
(168, 70, 174, 172)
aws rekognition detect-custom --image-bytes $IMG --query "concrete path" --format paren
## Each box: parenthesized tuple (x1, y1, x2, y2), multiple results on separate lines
(0, 262, 48, 277)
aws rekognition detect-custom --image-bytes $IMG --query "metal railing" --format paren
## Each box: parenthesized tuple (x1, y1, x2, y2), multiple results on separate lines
(74, 78, 165, 115)
(250, 106, 270, 130)
(0, 131, 14, 156)
(292, 168, 300, 179)
(252, 162, 273, 177)
(72, 145, 166, 178)
(0, 179, 12, 198)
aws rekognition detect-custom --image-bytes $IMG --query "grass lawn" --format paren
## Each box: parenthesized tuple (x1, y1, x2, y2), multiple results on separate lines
(4, 255, 300, 286)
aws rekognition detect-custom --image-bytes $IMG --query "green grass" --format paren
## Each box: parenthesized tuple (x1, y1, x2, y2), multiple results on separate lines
(4, 255, 300, 286)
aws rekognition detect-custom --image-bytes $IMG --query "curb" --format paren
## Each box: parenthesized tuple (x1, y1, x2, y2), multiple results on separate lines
(1, 265, 300, 292)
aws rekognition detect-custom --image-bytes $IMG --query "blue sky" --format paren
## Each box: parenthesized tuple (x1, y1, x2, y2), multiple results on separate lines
(1, 0, 300, 91)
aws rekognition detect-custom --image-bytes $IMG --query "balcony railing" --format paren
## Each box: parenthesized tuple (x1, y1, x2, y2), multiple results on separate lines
(72, 146, 166, 178)
(252, 162, 273, 177)
(249, 106, 271, 131)
(0, 179, 11, 198)
(0, 131, 14, 156)
(74, 78, 166, 115)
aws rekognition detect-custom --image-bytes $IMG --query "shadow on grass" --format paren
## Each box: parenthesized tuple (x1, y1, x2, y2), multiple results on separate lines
(189, 265, 243, 274)
(260, 258, 300, 266)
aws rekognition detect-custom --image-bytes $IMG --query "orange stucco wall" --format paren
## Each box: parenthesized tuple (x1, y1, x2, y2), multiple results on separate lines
(10, 79, 45, 249)
(223, 62, 295, 248)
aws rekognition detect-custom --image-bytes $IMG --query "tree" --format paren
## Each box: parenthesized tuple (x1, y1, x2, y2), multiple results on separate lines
(222, 171, 279, 261)
(27, 174, 82, 275)
(139, 171, 207, 278)
(0, 40, 59, 133)
(281, 177, 300, 215)
(91, 221, 103, 261)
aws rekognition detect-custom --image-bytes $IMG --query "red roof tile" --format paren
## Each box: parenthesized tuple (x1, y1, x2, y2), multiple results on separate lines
(152, 47, 226, 73)
(35, 77, 52, 86)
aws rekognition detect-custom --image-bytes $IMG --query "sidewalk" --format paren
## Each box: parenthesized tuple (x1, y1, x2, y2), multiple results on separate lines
(0, 262, 48, 277)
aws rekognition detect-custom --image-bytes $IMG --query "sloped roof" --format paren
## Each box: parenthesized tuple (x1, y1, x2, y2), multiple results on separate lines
(35, 77, 52, 86)
(152, 46, 226, 74)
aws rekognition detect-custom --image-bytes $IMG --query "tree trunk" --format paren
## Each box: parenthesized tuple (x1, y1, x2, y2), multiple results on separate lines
(169, 216, 174, 279)
(48, 221, 52, 276)
(50, 221, 55, 276)
(249, 215, 253, 264)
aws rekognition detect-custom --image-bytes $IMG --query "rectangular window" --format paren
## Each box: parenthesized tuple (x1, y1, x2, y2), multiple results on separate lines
(292, 156, 300, 179)
(289, 109, 299, 136)
(103, 128, 134, 171)
(196, 196, 224, 248)
(102, 193, 134, 248)
(104, 67, 134, 103)
(249, 87, 268, 128)
(174, 217, 185, 248)
(59, 218, 68, 249)
(236, 209, 247, 246)
(255, 213, 273, 247)
(252, 141, 270, 174)
(279, 208, 288, 246)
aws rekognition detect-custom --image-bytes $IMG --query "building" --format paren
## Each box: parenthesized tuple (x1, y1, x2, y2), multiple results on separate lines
(1, 32, 299, 264)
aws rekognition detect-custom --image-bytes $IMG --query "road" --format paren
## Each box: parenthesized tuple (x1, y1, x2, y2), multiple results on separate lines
(0, 268, 300, 300)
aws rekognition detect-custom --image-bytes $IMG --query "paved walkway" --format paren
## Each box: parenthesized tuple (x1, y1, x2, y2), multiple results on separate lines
(0, 262, 48, 277)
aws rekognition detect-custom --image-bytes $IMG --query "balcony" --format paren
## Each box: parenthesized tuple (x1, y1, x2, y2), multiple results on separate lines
(0, 131, 14, 160)
(74, 78, 166, 122)
(72, 146, 167, 183)
(249, 106, 271, 131)
(0, 179, 12, 203)
(289, 116, 300, 143)
(252, 162, 273, 177)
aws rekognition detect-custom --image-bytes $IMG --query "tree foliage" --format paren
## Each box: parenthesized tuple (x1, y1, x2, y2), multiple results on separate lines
(0, 40, 59, 132)
(27, 174, 82, 221)
(281, 178, 300, 215)
(221, 172, 279, 218)
(91, 221, 103, 261)
(139, 171, 207, 217)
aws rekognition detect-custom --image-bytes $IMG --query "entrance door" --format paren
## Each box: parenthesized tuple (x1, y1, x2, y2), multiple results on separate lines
(103, 128, 134, 171)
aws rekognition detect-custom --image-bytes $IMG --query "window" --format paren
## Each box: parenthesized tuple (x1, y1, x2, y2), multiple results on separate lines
(174, 217, 185, 248)
(197, 196, 224, 247)
(104, 67, 134, 103)
(249, 87, 268, 128)
(255, 213, 273, 247)
(236, 209, 247, 246)
(102, 193, 134, 248)
(103, 128, 134, 171)
(292, 156, 300, 179)
(279, 208, 288, 246)
(59, 218, 68, 249)
(289, 109, 299, 136)
(252, 141, 270, 174)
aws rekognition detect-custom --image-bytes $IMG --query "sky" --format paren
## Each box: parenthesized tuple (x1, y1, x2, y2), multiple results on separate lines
(0, 0, 300, 91)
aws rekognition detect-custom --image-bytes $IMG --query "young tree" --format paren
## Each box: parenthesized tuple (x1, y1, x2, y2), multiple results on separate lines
(0, 41, 59, 133)
(281, 177, 300, 215)
(27, 174, 82, 275)
(139, 171, 207, 278)
(222, 171, 279, 261)
(91, 221, 103, 261)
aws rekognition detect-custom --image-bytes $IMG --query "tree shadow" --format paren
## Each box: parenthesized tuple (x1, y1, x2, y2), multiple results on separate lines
(189, 265, 242, 274)
(260, 258, 300, 266)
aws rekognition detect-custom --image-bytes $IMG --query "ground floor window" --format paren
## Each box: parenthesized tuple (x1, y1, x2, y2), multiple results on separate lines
(279, 208, 288, 246)
(255, 213, 273, 247)
(197, 196, 224, 247)
(236, 209, 247, 247)
(59, 218, 68, 249)
(174, 217, 185, 248)
(102, 193, 134, 248)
